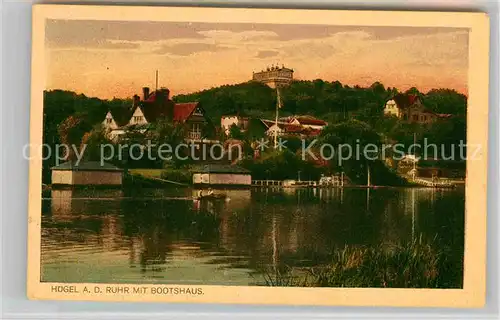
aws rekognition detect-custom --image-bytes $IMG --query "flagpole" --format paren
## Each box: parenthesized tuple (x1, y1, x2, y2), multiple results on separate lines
(413, 132, 416, 180)
(155, 70, 159, 92)
(275, 86, 281, 149)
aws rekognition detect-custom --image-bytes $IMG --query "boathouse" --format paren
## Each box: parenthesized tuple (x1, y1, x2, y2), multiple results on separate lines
(192, 164, 251, 186)
(51, 161, 123, 186)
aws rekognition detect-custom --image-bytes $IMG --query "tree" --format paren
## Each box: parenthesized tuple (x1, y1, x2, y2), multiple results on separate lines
(241, 149, 324, 181)
(318, 119, 406, 185)
(245, 118, 267, 141)
(228, 124, 245, 140)
(424, 89, 467, 115)
(147, 119, 187, 168)
(57, 115, 93, 161)
(405, 87, 421, 95)
(81, 125, 113, 163)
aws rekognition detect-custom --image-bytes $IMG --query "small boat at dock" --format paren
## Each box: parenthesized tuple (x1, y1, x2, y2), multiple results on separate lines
(194, 189, 228, 200)
(194, 193, 227, 201)
(282, 179, 316, 188)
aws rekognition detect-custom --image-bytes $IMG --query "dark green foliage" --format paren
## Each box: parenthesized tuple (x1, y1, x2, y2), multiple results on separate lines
(424, 89, 467, 115)
(174, 80, 395, 122)
(43, 90, 130, 146)
(42, 90, 131, 182)
(240, 150, 324, 181)
(317, 119, 407, 185)
(228, 124, 245, 140)
(174, 81, 277, 120)
(81, 125, 111, 162)
(244, 118, 267, 141)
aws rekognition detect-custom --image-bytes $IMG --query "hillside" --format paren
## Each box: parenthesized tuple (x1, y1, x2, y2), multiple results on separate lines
(173, 80, 467, 124)
(44, 80, 467, 135)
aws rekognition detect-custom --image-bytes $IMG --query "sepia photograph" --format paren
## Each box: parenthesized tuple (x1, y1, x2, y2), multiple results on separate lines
(27, 5, 489, 307)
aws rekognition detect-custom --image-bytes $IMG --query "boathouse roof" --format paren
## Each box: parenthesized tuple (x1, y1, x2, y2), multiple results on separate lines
(192, 164, 250, 174)
(51, 161, 123, 172)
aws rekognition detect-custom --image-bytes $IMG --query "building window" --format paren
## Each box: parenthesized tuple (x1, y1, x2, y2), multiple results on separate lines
(133, 116, 144, 123)
(412, 115, 419, 121)
(106, 118, 112, 124)
(189, 123, 202, 140)
(192, 123, 201, 133)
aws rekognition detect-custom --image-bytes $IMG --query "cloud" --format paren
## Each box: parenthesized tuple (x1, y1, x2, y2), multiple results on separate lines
(198, 30, 278, 42)
(45, 20, 207, 48)
(46, 19, 468, 49)
(100, 40, 141, 50)
(255, 50, 280, 59)
(153, 43, 232, 56)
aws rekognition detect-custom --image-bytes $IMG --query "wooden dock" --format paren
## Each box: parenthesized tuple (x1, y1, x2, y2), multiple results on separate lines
(252, 180, 317, 187)
(252, 180, 283, 186)
(412, 177, 456, 188)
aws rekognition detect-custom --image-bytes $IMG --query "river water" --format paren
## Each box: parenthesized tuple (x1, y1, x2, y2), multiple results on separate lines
(41, 186, 465, 287)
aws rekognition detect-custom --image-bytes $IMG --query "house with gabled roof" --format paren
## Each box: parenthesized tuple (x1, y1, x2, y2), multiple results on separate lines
(260, 119, 322, 138)
(383, 93, 451, 124)
(102, 86, 213, 142)
(282, 115, 328, 130)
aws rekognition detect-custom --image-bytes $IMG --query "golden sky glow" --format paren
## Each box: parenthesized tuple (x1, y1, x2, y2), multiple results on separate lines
(45, 20, 469, 99)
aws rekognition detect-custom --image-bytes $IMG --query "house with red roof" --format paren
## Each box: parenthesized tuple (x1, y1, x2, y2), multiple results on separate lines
(384, 93, 451, 124)
(260, 118, 322, 138)
(220, 115, 250, 135)
(219, 113, 327, 140)
(102, 86, 212, 141)
(285, 115, 327, 130)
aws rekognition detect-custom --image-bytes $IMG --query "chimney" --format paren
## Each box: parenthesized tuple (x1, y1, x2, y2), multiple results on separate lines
(161, 87, 170, 100)
(156, 88, 174, 121)
(142, 87, 150, 100)
(156, 88, 165, 102)
(133, 94, 140, 107)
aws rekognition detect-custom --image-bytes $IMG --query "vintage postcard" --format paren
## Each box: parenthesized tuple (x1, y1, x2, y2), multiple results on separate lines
(27, 5, 489, 307)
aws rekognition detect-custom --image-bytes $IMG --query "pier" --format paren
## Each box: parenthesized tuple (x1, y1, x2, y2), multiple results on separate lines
(252, 180, 284, 186)
(412, 177, 455, 188)
(252, 180, 317, 187)
(251, 178, 342, 188)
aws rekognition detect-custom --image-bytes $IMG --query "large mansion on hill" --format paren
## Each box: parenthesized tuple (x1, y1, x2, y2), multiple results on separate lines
(252, 64, 294, 88)
(102, 87, 212, 141)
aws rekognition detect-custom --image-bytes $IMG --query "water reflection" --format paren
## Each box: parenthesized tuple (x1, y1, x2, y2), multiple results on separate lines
(41, 186, 465, 286)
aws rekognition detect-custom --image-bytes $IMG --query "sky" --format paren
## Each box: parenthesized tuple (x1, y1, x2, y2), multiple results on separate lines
(45, 20, 469, 99)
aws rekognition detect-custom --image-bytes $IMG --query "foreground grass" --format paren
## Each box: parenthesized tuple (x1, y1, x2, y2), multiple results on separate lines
(262, 236, 462, 288)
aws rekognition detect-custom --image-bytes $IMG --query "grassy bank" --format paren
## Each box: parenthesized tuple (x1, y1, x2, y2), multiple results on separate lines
(128, 168, 192, 185)
(261, 236, 462, 288)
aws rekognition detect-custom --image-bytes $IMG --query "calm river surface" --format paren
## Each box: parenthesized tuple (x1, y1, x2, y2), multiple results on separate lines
(41, 187, 465, 287)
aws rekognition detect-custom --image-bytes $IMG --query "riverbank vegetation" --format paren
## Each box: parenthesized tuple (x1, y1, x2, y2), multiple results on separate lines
(260, 236, 462, 288)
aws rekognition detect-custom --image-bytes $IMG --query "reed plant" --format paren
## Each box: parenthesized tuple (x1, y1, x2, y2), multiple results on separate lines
(261, 235, 461, 288)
